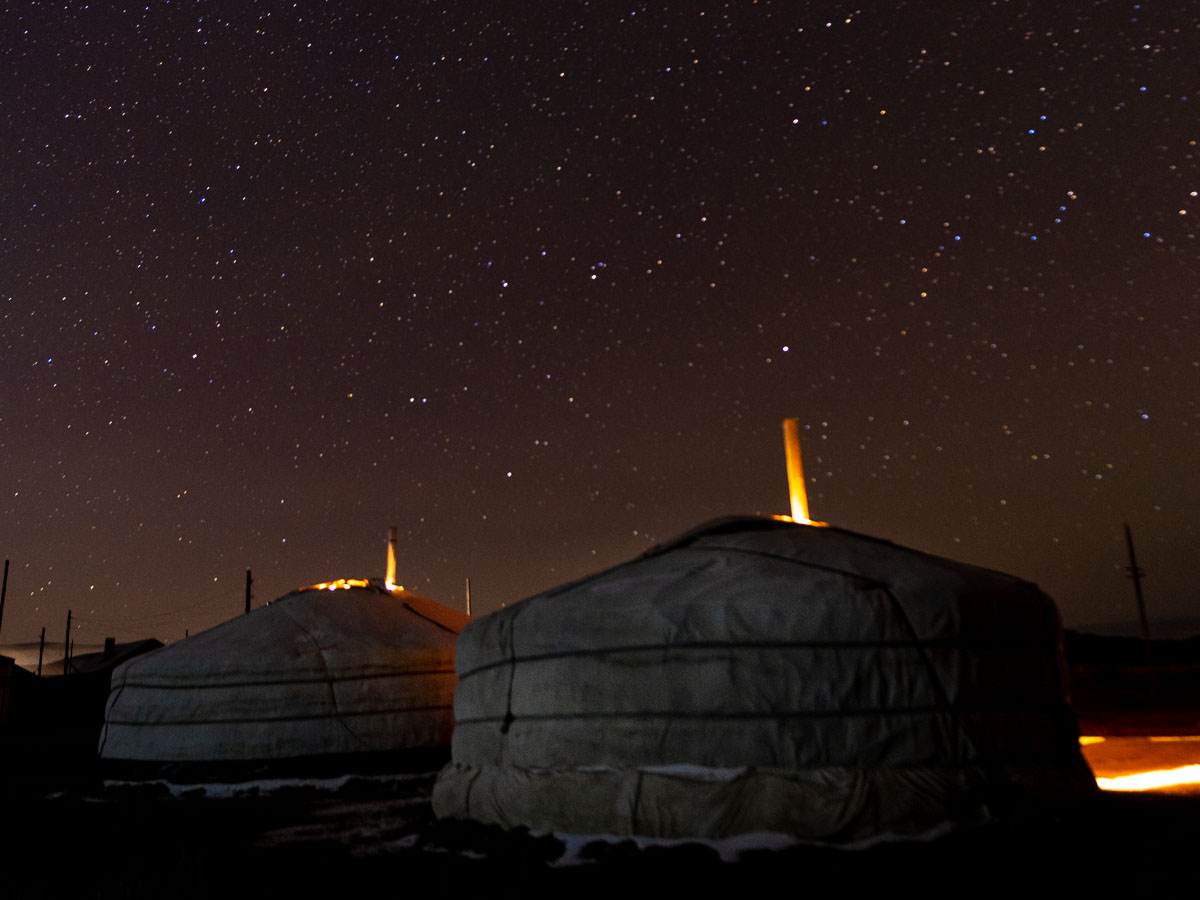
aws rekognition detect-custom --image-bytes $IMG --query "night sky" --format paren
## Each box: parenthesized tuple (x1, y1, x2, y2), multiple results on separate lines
(2, 1, 1197, 651)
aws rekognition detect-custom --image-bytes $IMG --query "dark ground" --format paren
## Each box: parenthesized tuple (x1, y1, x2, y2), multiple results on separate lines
(0, 773, 1196, 899)
(2, 629, 1198, 899)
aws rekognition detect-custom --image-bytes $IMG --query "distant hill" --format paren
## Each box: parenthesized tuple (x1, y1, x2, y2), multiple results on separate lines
(0, 642, 93, 673)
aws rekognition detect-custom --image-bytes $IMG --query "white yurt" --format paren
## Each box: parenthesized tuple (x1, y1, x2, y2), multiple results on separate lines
(434, 516, 1096, 841)
(101, 579, 470, 773)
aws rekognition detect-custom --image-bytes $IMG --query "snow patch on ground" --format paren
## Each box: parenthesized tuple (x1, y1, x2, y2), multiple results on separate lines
(547, 819, 961, 866)
(103, 770, 437, 798)
(548, 829, 797, 865)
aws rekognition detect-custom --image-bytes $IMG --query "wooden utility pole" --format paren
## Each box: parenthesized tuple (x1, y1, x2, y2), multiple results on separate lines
(465, 577, 472, 616)
(1123, 523, 1153, 667)
(0, 558, 8, 641)
(245, 569, 253, 615)
(386, 526, 398, 589)
(63, 609, 72, 675)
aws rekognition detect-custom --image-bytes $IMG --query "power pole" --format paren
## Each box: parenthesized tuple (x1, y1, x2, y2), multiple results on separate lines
(0, 558, 9, 641)
(465, 577, 472, 616)
(1123, 523, 1153, 668)
(64, 609, 72, 675)
(245, 569, 253, 615)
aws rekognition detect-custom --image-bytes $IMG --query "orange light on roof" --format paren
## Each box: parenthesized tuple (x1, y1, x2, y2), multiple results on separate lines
(307, 579, 372, 592)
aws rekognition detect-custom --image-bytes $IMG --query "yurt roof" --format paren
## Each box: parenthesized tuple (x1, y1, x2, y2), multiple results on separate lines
(115, 579, 468, 685)
(101, 579, 469, 768)
(457, 515, 1059, 671)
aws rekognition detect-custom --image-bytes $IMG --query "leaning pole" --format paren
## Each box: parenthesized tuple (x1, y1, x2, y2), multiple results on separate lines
(0, 558, 8, 642)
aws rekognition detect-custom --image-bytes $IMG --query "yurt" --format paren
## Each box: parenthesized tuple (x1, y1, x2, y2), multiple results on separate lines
(434, 516, 1096, 841)
(101, 578, 470, 775)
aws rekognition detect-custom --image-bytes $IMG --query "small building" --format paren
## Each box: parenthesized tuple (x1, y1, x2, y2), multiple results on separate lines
(0, 654, 38, 726)
(2, 639, 161, 795)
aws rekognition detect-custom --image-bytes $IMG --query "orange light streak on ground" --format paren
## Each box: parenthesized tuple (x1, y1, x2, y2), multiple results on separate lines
(1095, 765, 1200, 792)
(1080, 735, 1200, 793)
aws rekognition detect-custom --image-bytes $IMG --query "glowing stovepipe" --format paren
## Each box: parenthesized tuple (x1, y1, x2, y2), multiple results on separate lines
(386, 525, 398, 591)
(782, 418, 812, 524)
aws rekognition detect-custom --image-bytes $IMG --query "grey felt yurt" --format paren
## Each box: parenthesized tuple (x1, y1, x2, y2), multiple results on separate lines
(101, 580, 470, 773)
(433, 517, 1096, 840)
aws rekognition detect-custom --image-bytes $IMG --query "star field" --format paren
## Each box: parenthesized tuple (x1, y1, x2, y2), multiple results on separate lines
(1, 2, 1197, 647)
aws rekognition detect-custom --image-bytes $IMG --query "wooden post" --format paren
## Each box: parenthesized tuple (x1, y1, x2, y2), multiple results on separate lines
(0, 558, 8, 642)
(1123, 523, 1153, 667)
(37, 627, 45, 677)
(465, 577, 472, 617)
(245, 569, 253, 615)
(64, 609, 72, 675)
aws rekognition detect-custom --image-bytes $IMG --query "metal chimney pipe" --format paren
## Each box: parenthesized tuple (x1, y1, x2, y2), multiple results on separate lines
(386, 526, 398, 589)
(781, 418, 811, 523)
